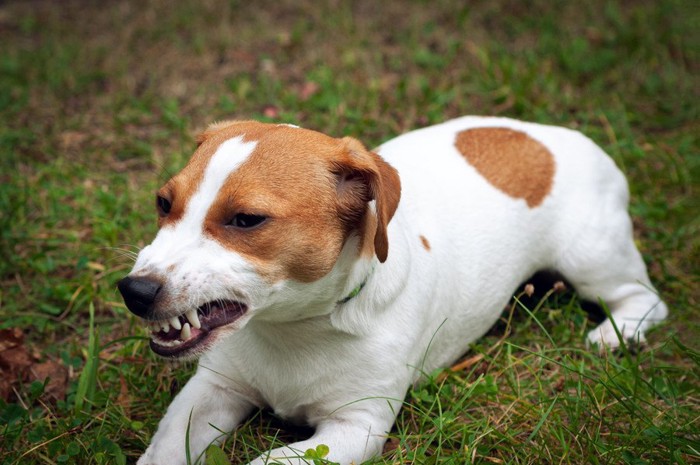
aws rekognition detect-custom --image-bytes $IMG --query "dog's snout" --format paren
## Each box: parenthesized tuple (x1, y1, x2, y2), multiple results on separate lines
(118, 276, 162, 318)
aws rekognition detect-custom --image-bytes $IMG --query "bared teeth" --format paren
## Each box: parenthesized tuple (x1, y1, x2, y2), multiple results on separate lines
(145, 308, 203, 340)
(180, 322, 191, 340)
(185, 309, 201, 329)
(169, 316, 182, 331)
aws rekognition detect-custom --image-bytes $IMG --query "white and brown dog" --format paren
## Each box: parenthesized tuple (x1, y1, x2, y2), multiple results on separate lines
(118, 116, 667, 465)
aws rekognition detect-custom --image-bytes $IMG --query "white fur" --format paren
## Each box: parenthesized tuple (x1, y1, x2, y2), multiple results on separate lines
(132, 116, 667, 465)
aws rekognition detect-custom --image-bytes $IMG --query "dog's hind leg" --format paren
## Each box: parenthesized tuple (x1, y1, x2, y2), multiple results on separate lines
(553, 197, 668, 349)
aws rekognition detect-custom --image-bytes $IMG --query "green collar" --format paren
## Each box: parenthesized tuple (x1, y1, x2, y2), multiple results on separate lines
(336, 278, 369, 305)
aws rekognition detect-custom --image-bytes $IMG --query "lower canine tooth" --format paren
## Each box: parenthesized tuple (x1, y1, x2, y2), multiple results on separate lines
(186, 309, 201, 329)
(180, 322, 191, 340)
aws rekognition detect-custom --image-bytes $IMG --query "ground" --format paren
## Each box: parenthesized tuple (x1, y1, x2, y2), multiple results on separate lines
(0, 0, 698, 464)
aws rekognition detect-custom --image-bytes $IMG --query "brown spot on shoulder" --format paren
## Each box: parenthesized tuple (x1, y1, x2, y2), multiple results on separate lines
(419, 235, 431, 251)
(454, 127, 555, 208)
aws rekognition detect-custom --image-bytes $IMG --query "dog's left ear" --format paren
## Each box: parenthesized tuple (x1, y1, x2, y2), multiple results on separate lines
(334, 137, 401, 263)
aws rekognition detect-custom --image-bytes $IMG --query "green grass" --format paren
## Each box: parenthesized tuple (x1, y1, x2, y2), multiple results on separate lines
(1, 0, 698, 463)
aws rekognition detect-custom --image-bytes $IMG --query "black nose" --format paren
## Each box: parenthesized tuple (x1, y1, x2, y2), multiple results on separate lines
(117, 276, 162, 318)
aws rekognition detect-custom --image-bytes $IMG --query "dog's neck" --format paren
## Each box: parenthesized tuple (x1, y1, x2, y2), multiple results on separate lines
(246, 234, 376, 320)
(336, 273, 371, 305)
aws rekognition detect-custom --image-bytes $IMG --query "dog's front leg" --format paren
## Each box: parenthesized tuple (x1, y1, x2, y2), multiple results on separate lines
(248, 413, 393, 465)
(138, 370, 254, 465)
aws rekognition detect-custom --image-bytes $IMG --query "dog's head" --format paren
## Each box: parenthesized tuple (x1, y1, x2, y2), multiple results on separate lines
(118, 121, 400, 359)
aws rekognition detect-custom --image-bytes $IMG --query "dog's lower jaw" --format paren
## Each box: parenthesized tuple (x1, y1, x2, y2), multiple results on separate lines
(150, 323, 243, 362)
(143, 301, 250, 360)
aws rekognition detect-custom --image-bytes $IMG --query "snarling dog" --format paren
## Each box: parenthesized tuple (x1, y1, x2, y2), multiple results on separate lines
(118, 117, 667, 464)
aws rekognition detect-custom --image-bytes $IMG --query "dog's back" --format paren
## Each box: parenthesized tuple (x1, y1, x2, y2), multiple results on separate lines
(376, 116, 666, 370)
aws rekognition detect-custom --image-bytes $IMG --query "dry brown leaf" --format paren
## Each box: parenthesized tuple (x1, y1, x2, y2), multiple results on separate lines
(0, 328, 69, 402)
(28, 360, 69, 401)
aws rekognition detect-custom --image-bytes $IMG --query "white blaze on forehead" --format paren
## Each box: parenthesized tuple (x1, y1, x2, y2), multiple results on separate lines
(177, 136, 258, 232)
(133, 136, 257, 271)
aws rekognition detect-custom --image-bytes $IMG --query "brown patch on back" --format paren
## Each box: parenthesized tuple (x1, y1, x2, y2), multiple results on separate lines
(454, 127, 555, 208)
(419, 235, 431, 251)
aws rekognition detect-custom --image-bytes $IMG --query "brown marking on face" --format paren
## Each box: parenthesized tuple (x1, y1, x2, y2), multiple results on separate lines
(154, 120, 284, 228)
(454, 128, 555, 208)
(154, 122, 247, 227)
(419, 235, 431, 251)
(160, 121, 401, 284)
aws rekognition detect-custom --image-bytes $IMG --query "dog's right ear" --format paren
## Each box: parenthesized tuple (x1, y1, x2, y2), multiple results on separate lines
(195, 120, 250, 146)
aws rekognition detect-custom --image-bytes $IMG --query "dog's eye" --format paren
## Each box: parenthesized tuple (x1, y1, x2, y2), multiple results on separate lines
(156, 195, 172, 217)
(228, 213, 267, 229)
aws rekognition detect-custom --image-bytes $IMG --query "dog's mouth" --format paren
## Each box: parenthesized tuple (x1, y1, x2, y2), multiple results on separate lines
(145, 300, 247, 357)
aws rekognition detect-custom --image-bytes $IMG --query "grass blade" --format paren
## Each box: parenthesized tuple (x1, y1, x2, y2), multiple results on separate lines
(74, 302, 99, 413)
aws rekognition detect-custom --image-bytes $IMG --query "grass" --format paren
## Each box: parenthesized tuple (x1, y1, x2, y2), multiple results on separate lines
(0, 0, 698, 463)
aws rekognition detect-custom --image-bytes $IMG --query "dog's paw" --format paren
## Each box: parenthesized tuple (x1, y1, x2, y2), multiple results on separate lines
(586, 318, 646, 350)
(136, 456, 177, 465)
(136, 447, 195, 465)
(136, 457, 192, 465)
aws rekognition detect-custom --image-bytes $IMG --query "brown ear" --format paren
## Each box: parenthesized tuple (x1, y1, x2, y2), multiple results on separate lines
(335, 137, 401, 263)
(195, 120, 250, 146)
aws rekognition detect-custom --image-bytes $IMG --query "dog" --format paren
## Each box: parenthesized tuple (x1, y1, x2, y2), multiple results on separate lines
(118, 116, 667, 465)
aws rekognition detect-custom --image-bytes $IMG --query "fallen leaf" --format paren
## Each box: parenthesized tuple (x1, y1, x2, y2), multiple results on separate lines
(0, 328, 69, 402)
(116, 374, 131, 415)
(28, 360, 69, 401)
(0, 328, 33, 400)
(0, 328, 24, 352)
